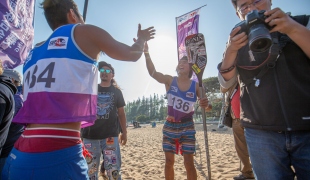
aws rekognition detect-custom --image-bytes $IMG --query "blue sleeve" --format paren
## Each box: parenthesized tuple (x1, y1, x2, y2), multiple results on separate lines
(14, 94, 23, 117)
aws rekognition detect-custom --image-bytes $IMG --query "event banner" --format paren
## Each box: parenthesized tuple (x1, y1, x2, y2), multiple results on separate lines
(0, 0, 35, 69)
(176, 8, 200, 60)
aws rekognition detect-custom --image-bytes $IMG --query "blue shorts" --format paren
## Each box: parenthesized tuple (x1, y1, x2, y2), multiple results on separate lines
(163, 120, 196, 154)
(1, 144, 88, 180)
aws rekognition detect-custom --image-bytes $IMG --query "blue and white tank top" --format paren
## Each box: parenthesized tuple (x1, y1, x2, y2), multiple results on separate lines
(166, 77, 197, 122)
(13, 24, 98, 128)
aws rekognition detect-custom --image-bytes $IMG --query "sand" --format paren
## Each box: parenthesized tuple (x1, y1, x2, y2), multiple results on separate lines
(99, 123, 242, 180)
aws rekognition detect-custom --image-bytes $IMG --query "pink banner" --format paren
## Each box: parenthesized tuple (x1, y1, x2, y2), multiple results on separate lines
(176, 8, 200, 60)
(176, 8, 201, 81)
(0, 0, 35, 69)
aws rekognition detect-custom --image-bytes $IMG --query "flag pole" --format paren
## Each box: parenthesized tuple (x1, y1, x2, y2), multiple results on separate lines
(83, 0, 89, 22)
(176, 4, 207, 19)
(175, 16, 180, 61)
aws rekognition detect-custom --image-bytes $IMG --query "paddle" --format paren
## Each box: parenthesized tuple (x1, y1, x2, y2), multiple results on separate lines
(185, 33, 211, 180)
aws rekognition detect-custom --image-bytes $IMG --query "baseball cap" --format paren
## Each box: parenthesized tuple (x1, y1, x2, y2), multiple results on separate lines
(98, 61, 115, 74)
(3, 69, 22, 83)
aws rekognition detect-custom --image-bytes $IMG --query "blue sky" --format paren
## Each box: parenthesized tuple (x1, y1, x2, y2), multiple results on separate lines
(15, 0, 310, 102)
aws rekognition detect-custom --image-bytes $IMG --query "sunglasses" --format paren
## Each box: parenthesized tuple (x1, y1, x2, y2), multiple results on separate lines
(99, 68, 112, 73)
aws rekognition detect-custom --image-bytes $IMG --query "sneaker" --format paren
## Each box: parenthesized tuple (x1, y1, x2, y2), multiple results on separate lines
(233, 174, 255, 180)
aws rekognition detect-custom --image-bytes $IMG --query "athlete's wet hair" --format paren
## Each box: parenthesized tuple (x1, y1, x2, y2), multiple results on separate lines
(40, 0, 81, 30)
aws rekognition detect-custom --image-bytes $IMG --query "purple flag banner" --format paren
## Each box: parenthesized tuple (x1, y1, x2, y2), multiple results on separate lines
(0, 0, 35, 69)
(176, 8, 200, 60)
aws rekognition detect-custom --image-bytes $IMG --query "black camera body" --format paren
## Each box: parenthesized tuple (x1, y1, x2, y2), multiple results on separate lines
(235, 10, 273, 52)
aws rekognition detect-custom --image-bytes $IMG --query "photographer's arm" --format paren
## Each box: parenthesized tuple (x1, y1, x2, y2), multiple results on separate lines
(220, 27, 248, 81)
(266, 8, 310, 58)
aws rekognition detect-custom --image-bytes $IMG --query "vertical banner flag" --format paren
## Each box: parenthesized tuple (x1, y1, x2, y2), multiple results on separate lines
(0, 0, 35, 69)
(176, 8, 200, 60)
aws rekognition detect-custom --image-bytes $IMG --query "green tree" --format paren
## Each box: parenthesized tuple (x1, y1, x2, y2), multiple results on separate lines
(202, 77, 220, 93)
(136, 114, 148, 123)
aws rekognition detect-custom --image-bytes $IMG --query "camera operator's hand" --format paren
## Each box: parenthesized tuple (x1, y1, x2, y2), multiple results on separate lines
(137, 24, 156, 41)
(265, 8, 310, 58)
(264, 8, 298, 35)
(227, 26, 248, 53)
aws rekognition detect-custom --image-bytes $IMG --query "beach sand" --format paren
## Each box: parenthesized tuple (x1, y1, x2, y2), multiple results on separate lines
(99, 123, 242, 180)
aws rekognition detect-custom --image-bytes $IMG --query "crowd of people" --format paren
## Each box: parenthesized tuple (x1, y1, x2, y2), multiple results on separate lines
(0, 0, 309, 180)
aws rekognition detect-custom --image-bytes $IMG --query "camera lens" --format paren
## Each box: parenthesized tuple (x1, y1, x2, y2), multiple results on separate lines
(248, 24, 272, 52)
(251, 38, 270, 52)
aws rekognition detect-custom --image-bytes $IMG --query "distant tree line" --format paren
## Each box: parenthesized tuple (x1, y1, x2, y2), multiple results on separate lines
(124, 76, 223, 123)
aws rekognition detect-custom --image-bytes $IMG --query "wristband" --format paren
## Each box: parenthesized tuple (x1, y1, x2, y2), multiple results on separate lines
(133, 38, 145, 50)
(217, 62, 235, 74)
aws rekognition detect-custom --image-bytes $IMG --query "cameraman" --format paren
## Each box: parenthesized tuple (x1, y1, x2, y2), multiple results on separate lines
(218, 0, 310, 179)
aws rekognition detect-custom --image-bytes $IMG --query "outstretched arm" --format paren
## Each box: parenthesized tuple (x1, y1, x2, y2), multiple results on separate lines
(75, 24, 155, 61)
(138, 40, 172, 87)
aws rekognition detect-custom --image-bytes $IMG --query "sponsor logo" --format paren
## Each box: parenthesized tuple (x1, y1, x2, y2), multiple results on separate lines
(106, 137, 114, 145)
(104, 150, 115, 155)
(112, 170, 119, 179)
(84, 143, 92, 148)
(48, 36, 68, 50)
(171, 86, 178, 92)
(10, 153, 16, 159)
(186, 92, 194, 98)
(184, 22, 193, 28)
(178, 15, 188, 23)
(111, 156, 117, 164)
(190, 12, 197, 17)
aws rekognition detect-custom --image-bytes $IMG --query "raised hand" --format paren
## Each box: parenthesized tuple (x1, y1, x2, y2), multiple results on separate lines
(137, 24, 156, 41)
(133, 38, 149, 53)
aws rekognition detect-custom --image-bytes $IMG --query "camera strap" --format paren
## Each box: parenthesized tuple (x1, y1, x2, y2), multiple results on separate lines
(240, 15, 309, 88)
(240, 36, 280, 87)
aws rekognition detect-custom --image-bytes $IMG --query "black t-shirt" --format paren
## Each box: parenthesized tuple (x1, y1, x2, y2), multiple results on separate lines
(0, 76, 17, 155)
(82, 84, 125, 139)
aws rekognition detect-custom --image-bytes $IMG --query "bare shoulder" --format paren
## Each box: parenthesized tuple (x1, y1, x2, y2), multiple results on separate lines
(164, 74, 174, 91)
(74, 24, 110, 39)
(73, 24, 114, 60)
(165, 74, 174, 86)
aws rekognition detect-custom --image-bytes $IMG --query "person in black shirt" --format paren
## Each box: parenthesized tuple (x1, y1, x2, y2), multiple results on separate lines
(218, 0, 310, 179)
(0, 61, 17, 171)
(0, 69, 24, 174)
(82, 61, 127, 180)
